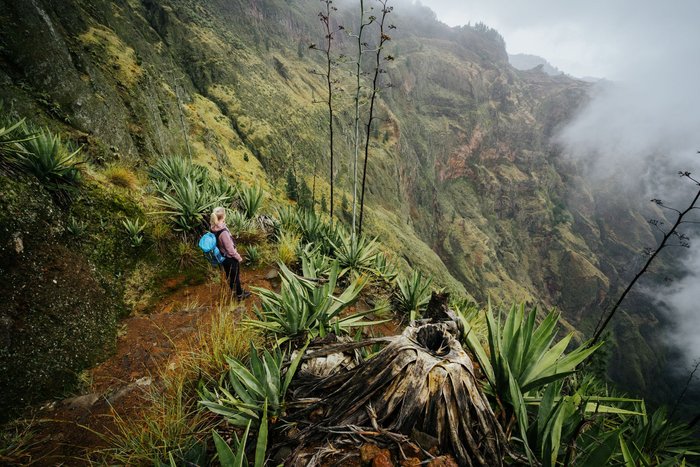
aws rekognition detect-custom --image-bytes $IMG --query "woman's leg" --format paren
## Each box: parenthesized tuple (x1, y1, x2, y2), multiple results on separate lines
(230, 259, 244, 296)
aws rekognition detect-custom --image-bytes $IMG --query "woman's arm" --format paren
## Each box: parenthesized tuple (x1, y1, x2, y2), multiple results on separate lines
(220, 231, 243, 262)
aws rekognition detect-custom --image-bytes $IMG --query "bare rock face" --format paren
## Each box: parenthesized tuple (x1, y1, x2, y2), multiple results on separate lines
(288, 322, 508, 466)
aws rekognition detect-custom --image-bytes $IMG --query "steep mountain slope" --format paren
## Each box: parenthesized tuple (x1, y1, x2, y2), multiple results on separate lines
(0, 0, 680, 407)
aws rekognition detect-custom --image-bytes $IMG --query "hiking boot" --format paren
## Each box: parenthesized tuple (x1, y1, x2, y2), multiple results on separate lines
(237, 290, 252, 301)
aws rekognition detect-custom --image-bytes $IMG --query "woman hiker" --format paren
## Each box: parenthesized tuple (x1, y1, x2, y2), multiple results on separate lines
(210, 207, 251, 300)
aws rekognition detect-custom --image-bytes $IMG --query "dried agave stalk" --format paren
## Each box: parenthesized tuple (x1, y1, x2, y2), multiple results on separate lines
(288, 321, 508, 466)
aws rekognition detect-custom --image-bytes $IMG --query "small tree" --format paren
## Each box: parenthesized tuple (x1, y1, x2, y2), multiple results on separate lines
(299, 178, 313, 211)
(285, 168, 298, 201)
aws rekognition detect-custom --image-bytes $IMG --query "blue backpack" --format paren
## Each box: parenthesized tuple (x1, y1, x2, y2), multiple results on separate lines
(198, 230, 226, 265)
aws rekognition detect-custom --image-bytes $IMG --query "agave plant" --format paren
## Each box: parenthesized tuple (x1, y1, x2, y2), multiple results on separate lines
(371, 252, 398, 282)
(393, 270, 433, 321)
(299, 244, 333, 279)
(451, 296, 486, 338)
(66, 216, 87, 237)
(0, 117, 34, 160)
(149, 156, 208, 188)
(238, 185, 264, 219)
(245, 245, 260, 266)
(273, 205, 299, 236)
(11, 127, 82, 189)
(608, 406, 700, 466)
(461, 303, 602, 460)
(330, 231, 379, 275)
(200, 343, 305, 426)
(154, 176, 226, 233)
(226, 209, 252, 237)
(207, 176, 237, 203)
(211, 413, 267, 467)
(296, 208, 327, 246)
(122, 217, 146, 247)
(522, 375, 646, 467)
(247, 261, 379, 342)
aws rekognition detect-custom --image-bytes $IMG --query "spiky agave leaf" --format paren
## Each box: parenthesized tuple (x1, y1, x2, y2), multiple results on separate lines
(393, 270, 432, 321)
(11, 127, 82, 189)
(329, 230, 379, 274)
(246, 261, 378, 340)
(461, 301, 602, 462)
(238, 184, 264, 219)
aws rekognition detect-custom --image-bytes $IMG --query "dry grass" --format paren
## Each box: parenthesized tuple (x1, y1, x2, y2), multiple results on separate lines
(96, 305, 259, 464)
(193, 301, 262, 379)
(104, 164, 138, 189)
(277, 231, 300, 266)
(0, 417, 40, 466)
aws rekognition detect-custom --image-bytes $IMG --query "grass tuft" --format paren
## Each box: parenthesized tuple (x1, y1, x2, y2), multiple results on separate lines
(104, 164, 138, 189)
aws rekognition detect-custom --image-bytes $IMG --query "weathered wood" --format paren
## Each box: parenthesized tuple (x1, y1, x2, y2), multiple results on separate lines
(286, 322, 509, 466)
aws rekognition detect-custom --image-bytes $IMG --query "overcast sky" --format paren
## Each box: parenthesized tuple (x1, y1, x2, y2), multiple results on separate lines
(418, 0, 700, 79)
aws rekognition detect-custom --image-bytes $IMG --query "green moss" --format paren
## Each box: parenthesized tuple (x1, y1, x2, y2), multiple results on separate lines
(0, 176, 118, 420)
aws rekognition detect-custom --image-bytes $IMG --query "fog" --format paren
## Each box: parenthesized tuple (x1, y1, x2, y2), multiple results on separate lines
(417, 0, 700, 366)
(648, 245, 700, 367)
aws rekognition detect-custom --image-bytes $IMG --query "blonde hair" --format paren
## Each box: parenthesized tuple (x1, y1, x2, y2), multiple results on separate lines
(210, 206, 226, 227)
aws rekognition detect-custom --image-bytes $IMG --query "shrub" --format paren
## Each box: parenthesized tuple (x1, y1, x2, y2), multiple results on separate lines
(226, 209, 252, 237)
(451, 296, 485, 338)
(296, 208, 324, 245)
(200, 343, 304, 426)
(149, 156, 207, 188)
(461, 303, 601, 459)
(299, 244, 333, 279)
(208, 176, 236, 202)
(175, 239, 200, 269)
(66, 216, 87, 237)
(245, 245, 260, 266)
(0, 117, 32, 161)
(371, 252, 398, 282)
(104, 164, 138, 189)
(273, 205, 298, 236)
(330, 230, 380, 275)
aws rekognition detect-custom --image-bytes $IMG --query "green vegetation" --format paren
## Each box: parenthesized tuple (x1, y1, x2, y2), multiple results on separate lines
(237, 185, 264, 220)
(3, 125, 82, 191)
(200, 343, 304, 426)
(393, 269, 433, 321)
(464, 306, 599, 437)
(248, 260, 376, 342)
(154, 175, 226, 232)
(330, 230, 380, 275)
(122, 217, 146, 247)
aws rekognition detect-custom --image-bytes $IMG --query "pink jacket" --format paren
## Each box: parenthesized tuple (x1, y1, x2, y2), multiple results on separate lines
(212, 223, 243, 262)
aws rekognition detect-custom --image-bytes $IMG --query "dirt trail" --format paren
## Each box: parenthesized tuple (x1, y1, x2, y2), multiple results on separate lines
(18, 266, 275, 466)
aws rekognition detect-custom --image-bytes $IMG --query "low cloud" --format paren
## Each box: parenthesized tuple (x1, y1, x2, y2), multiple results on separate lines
(650, 244, 700, 368)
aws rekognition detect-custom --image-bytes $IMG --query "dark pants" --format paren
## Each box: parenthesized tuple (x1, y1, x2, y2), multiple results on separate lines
(222, 257, 243, 296)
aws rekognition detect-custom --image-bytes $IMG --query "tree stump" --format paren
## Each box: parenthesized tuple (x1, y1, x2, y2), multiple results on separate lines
(288, 321, 508, 466)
